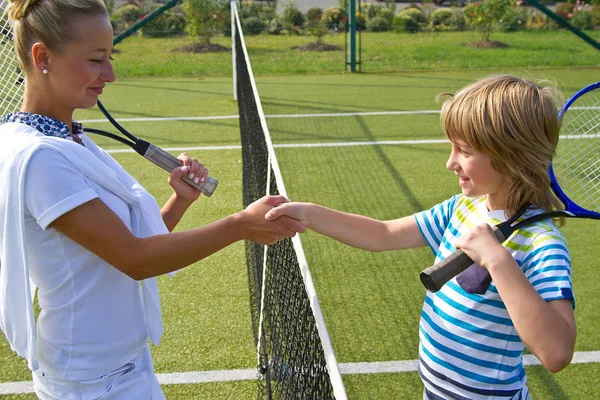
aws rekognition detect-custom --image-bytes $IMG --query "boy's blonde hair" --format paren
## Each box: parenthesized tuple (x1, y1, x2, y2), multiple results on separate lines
(440, 75, 565, 220)
(7, 0, 108, 70)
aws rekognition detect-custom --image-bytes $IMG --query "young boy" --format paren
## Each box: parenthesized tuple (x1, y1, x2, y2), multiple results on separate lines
(265, 75, 576, 399)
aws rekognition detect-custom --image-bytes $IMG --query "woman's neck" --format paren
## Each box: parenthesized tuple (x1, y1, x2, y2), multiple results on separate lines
(21, 88, 73, 131)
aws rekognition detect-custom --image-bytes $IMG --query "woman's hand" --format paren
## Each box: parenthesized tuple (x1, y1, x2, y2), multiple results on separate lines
(239, 195, 307, 245)
(168, 153, 207, 202)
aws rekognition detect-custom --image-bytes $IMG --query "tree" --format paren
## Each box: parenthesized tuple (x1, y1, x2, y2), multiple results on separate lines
(304, 15, 328, 45)
(464, 0, 516, 43)
(182, 0, 229, 44)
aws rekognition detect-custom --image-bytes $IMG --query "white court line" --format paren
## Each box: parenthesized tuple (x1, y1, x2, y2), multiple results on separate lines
(2, 351, 599, 394)
(79, 110, 440, 124)
(103, 139, 450, 154)
(102, 134, 596, 154)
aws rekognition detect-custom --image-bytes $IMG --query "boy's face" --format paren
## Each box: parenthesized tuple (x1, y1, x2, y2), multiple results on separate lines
(446, 140, 508, 210)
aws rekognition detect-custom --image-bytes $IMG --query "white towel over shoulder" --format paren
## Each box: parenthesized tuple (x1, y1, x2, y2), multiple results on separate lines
(0, 122, 167, 371)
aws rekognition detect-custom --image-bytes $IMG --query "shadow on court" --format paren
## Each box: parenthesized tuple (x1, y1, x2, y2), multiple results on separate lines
(353, 115, 424, 213)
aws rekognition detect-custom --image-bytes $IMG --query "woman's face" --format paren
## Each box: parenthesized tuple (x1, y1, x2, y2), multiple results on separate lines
(46, 15, 115, 112)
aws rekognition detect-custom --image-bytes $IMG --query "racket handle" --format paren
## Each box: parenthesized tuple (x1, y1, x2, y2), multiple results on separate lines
(136, 141, 219, 197)
(419, 250, 474, 293)
(419, 226, 506, 292)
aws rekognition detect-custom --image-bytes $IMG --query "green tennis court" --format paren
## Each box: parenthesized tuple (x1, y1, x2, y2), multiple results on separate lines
(1, 69, 599, 399)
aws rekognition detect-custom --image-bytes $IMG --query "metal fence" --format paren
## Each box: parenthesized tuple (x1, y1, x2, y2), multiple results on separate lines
(105, 0, 600, 78)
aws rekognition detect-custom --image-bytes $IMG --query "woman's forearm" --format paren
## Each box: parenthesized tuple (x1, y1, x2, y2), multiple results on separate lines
(161, 193, 194, 232)
(126, 212, 245, 279)
(51, 196, 302, 281)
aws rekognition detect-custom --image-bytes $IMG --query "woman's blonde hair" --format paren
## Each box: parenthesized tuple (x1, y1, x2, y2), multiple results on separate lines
(440, 75, 565, 221)
(7, 0, 108, 70)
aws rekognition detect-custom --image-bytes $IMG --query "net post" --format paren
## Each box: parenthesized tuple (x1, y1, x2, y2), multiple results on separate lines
(348, 0, 357, 72)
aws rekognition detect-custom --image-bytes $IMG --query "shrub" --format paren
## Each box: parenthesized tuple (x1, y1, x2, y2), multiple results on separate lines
(592, 4, 600, 25)
(377, 8, 396, 25)
(239, 2, 276, 21)
(570, 9, 595, 29)
(267, 18, 289, 35)
(355, 12, 367, 31)
(110, 18, 124, 35)
(361, 3, 384, 19)
(555, 2, 575, 19)
(430, 8, 455, 30)
(239, 1, 258, 19)
(398, 7, 428, 25)
(103, 0, 115, 14)
(498, 6, 527, 32)
(393, 14, 420, 33)
(526, 11, 558, 30)
(284, 3, 305, 27)
(322, 7, 348, 30)
(306, 7, 323, 23)
(141, 8, 186, 38)
(112, 4, 144, 26)
(243, 17, 268, 34)
(367, 16, 391, 32)
(450, 9, 467, 31)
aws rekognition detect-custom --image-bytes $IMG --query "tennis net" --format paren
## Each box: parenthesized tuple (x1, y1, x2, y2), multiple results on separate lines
(232, 3, 346, 399)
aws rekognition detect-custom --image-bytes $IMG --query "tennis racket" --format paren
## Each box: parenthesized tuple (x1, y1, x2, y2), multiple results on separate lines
(0, 7, 217, 197)
(85, 101, 218, 197)
(419, 81, 600, 293)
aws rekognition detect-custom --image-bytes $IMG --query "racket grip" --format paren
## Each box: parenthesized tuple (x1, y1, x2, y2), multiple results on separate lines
(419, 226, 506, 292)
(419, 250, 474, 293)
(141, 142, 219, 197)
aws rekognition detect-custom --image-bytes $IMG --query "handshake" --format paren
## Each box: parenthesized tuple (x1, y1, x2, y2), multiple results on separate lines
(237, 195, 309, 246)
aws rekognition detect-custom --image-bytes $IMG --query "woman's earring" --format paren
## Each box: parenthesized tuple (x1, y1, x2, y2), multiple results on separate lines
(39, 64, 48, 74)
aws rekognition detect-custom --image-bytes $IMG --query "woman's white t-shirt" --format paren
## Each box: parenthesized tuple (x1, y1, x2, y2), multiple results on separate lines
(24, 147, 148, 381)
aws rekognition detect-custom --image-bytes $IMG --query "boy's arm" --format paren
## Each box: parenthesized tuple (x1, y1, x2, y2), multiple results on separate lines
(456, 224, 576, 373)
(266, 202, 427, 251)
(489, 255, 576, 373)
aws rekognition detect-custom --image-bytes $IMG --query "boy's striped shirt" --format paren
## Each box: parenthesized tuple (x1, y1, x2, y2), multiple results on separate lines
(414, 195, 574, 399)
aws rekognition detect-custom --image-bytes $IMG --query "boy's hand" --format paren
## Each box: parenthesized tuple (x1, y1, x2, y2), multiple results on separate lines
(265, 202, 311, 228)
(455, 223, 510, 270)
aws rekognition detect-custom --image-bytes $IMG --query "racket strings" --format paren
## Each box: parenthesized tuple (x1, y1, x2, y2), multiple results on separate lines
(556, 90, 600, 212)
(0, 10, 24, 117)
(558, 133, 599, 209)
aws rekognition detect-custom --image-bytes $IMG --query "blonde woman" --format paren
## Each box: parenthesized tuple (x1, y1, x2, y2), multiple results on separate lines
(0, 1, 303, 398)
(266, 75, 576, 399)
